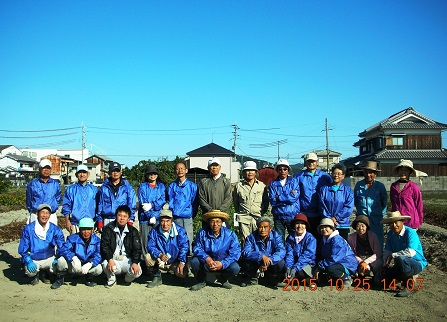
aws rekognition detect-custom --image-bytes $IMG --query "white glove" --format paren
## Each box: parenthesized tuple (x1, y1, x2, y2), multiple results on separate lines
(71, 256, 82, 273)
(81, 262, 93, 275)
(149, 217, 156, 225)
(142, 203, 152, 212)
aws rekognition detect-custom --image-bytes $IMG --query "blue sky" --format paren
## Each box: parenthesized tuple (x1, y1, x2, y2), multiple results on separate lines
(1, 1, 446, 167)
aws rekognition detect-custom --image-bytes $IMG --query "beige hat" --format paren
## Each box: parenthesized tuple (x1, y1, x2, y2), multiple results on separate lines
(243, 161, 258, 171)
(380, 211, 411, 224)
(394, 159, 416, 176)
(159, 203, 173, 219)
(202, 209, 229, 222)
(317, 218, 335, 232)
(361, 160, 381, 172)
(275, 159, 291, 172)
(304, 152, 318, 162)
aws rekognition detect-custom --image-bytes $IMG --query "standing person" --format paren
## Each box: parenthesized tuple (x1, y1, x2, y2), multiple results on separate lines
(137, 164, 166, 255)
(100, 205, 142, 288)
(354, 160, 388, 247)
(145, 205, 189, 288)
(294, 152, 331, 238)
(198, 157, 232, 226)
(379, 211, 427, 297)
(26, 159, 61, 225)
(62, 164, 99, 235)
(318, 163, 354, 241)
(190, 210, 241, 291)
(167, 162, 198, 253)
(18, 204, 65, 285)
(390, 159, 424, 230)
(268, 159, 300, 241)
(233, 161, 269, 242)
(51, 218, 103, 289)
(96, 161, 137, 233)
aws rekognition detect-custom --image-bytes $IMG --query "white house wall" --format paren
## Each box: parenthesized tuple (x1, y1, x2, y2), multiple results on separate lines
(188, 156, 240, 183)
(0, 146, 22, 157)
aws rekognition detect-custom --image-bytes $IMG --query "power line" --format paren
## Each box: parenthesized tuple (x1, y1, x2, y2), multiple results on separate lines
(88, 125, 230, 132)
(0, 126, 80, 132)
(0, 131, 79, 139)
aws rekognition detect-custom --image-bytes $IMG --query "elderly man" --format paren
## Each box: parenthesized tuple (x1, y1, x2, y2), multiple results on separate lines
(233, 161, 269, 242)
(145, 204, 189, 288)
(51, 218, 102, 289)
(62, 164, 99, 235)
(18, 204, 65, 285)
(190, 210, 241, 291)
(100, 205, 142, 288)
(294, 152, 331, 238)
(97, 161, 137, 232)
(268, 159, 300, 241)
(240, 217, 285, 287)
(26, 159, 61, 225)
(198, 158, 232, 226)
(379, 211, 427, 297)
(354, 160, 388, 247)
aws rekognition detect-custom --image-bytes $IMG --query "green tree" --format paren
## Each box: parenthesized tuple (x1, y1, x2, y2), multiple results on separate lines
(0, 174, 12, 193)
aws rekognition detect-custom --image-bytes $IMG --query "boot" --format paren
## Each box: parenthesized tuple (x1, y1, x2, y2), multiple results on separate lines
(146, 275, 163, 288)
(85, 274, 97, 287)
(30, 275, 40, 286)
(50, 275, 65, 289)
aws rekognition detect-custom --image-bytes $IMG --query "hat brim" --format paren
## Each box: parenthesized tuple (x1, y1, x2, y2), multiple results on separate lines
(361, 167, 381, 172)
(202, 210, 229, 222)
(394, 165, 416, 175)
(380, 216, 411, 224)
(291, 219, 309, 230)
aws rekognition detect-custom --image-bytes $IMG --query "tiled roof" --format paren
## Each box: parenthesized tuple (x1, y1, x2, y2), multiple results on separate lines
(375, 149, 447, 160)
(187, 143, 234, 156)
(2, 154, 37, 163)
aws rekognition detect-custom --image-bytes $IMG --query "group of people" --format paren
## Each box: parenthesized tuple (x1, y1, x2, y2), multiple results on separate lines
(19, 155, 427, 297)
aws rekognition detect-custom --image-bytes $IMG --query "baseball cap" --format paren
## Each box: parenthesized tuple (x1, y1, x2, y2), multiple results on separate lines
(109, 162, 121, 172)
(159, 204, 173, 219)
(39, 159, 52, 168)
(76, 164, 89, 174)
(37, 204, 52, 213)
(208, 157, 221, 167)
(79, 217, 95, 228)
(304, 152, 318, 162)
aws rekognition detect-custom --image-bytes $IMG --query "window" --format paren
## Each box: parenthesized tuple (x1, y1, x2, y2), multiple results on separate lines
(392, 137, 404, 146)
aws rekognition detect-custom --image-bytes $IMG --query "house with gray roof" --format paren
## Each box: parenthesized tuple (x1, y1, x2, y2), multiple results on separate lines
(343, 107, 447, 176)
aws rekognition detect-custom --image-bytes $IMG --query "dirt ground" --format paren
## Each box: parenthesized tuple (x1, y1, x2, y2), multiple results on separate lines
(1, 209, 447, 322)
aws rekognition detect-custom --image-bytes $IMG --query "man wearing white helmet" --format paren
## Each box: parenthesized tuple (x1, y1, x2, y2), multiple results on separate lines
(26, 159, 61, 225)
(233, 161, 269, 242)
(62, 164, 99, 235)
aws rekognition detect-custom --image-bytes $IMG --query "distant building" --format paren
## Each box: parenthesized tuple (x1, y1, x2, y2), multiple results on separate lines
(302, 149, 341, 171)
(0, 154, 38, 184)
(0, 145, 22, 157)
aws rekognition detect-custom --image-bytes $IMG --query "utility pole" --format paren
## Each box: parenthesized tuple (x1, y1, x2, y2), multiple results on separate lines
(232, 124, 239, 161)
(325, 118, 330, 171)
(81, 122, 86, 163)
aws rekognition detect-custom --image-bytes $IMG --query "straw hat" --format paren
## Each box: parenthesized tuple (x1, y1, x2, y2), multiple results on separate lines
(202, 209, 229, 222)
(380, 211, 411, 224)
(394, 159, 416, 176)
(361, 160, 381, 172)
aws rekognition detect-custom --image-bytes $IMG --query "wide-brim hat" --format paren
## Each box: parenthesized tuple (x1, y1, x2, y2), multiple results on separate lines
(380, 211, 411, 224)
(317, 218, 335, 232)
(394, 159, 416, 176)
(361, 160, 381, 172)
(145, 164, 159, 175)
(290, 213, 310, 230)
(202, 209, 229, 222)
(351, 215, 370, 230)
(275, 159, 291, 172)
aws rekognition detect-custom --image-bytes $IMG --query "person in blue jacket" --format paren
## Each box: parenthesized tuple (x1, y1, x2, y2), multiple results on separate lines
(294, 152, 331, 238)
(318, 163, 354, 241)
(190, 210, 241, 291)
(51, 217, 102, 289)
(268, 159, 300, 242)
(285, 213, 317, 283)
(167, 162, 198, 253)
(314, 218, 358, 286)
(26, 159, 61, 225)
(96, 161, 137, 232)
(62, 164, 99, 235)
(240, 216, 285, 287)
(137, 164, 166, 255)
(18, 203, 65, 285)
(145, 204, 189, 288)
(379, 211, 427, 297)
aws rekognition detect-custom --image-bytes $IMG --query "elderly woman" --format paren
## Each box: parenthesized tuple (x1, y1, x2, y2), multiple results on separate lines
(390, 159, 424, 230)
(284, 214, 316, 283)
(315, 218, 357, 286)
(347, 215, 383, 277)
(318, 163, 354, 241)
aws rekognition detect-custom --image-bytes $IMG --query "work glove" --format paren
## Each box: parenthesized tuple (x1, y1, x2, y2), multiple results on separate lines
(127, 221, 134, 226)
(149, 217, 156, 225)
(359, 261, 369, 276)
(26, 261, 38, 274)
(71, 256, 82, 273)
(96, 221, 104, 232)
(142, 203, 152, 212)
(81, 262, 93, 275)
(51, 258, 58, 273)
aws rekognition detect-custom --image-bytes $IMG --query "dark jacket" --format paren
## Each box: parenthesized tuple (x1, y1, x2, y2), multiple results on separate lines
(100, 221, 142, 264)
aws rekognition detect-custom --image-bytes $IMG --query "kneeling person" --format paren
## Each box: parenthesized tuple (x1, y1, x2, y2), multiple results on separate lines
(145, 204, 189, 288)
(101, 205, 142, 288)
(240, 217, 285, 287)
(51, 218, 103, 289)
(18, 204, 65, 285)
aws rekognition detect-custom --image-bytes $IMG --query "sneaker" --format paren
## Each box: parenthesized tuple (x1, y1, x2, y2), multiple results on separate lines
(123, 281, 132, 286)
(30, 275, 40, 286)
(189, 281, 206, 291)
(146, 276, 162, 288)
(41, 271, 52, 284)
(104, 281, 116, 289)
(343, 277, 352, 288)
(50, 277, 64, 289)
(221, 280, 232, 289)
(241, 278, 258, 287)
(395, 288, 415, 298)
(85, 275, 97, 287)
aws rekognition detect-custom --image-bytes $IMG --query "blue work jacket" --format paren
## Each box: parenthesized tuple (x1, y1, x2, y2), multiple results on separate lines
(294, 170, 332, 217)
(319, 183, 354, 228)
(167, 179, 198, 219)
(137, 182, 166, 223)
(62, 182, 99, 224)
(268, 176, 300, 221)
(318, 231, 357, 272)
(26, 177, 61, 214)
(59, 233, 102, 267)
(354, 179, 388, 218)
(285, 232, 317, 271)
(147, 223, 189, 264)
(97, 178, 137, 222)
(241, 230, 285, 265)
